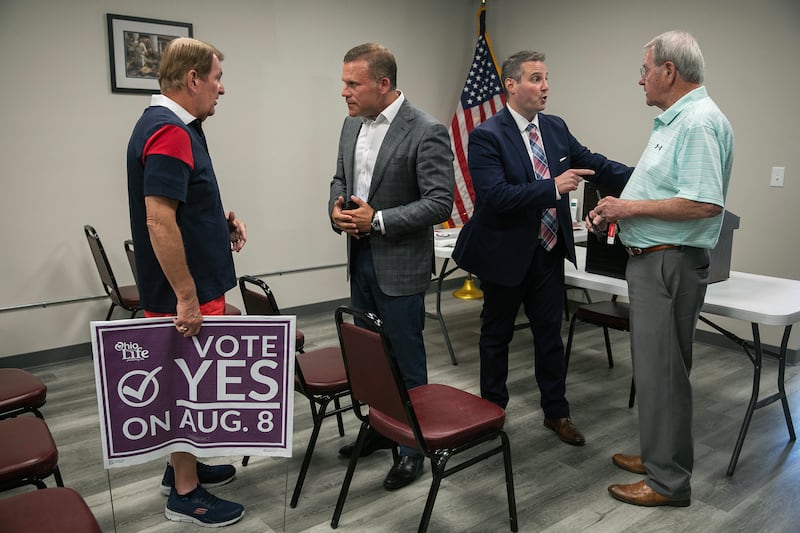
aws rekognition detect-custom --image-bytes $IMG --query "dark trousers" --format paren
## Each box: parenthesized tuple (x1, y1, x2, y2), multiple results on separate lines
(479, 242, 569, 419)
(350, 238, 427, 456)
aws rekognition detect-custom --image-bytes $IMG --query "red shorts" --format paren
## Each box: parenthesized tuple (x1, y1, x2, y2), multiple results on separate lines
(144, 295, 226, 318)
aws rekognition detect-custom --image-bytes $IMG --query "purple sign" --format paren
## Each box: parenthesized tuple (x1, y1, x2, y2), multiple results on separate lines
(90, 316, 295, 468)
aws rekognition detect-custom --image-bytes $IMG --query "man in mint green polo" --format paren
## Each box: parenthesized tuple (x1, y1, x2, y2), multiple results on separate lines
(589, 30, 734, 508)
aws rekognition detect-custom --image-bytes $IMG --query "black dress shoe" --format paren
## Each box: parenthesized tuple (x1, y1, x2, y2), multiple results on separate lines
(383, 455, 424, 491)
(338, 429, 395, 458)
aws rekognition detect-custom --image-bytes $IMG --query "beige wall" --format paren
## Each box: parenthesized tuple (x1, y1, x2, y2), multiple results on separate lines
(1, 0, 798, 359)
(485, 0, 800, 350)
(0, 0, 474, 357)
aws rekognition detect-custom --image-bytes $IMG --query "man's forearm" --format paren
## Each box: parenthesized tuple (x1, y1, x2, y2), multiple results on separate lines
(597, 196, 722, 222)
(145, 197, 197, 302)
(626, 197, 722, 221)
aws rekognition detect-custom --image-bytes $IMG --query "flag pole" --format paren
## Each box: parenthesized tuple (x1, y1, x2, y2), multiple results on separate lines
(446, 0, 505, 300)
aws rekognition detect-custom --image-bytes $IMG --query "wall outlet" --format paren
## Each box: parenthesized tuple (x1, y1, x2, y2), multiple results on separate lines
(770, 166, 785, 187)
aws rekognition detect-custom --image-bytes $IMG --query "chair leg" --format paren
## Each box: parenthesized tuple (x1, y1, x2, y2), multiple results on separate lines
(500, 431, 518, 532)
(602, 327, 614, 368)
(331, 423, 369, 529)
(241, 455, 250, 467)
(290, 398, 329, 508)
(334, 396, 345, 437)
(628, 377, 636, 408)
(105, 303, 116, 321)
(418, 454, 447, 533)
(564, 314, 578, 369)
(53, 465, 64, 487)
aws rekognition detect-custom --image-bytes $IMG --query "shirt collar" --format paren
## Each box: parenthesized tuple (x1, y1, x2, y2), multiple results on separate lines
(150, 94, 196, 125)
(506, 104, 540, 134)
(360, 91, 405, 125)
(656, 86, 708, 126)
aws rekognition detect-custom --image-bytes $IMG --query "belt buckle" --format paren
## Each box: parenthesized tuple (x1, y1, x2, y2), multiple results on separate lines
(625, 246, 643, 256)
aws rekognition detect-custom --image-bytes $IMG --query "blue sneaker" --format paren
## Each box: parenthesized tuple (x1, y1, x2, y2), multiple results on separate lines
(161, 462, 236, 496)
(165, 486, 244, 527)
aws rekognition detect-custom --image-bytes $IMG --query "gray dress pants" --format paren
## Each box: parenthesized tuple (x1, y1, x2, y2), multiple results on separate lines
(626, 246, 710, 499)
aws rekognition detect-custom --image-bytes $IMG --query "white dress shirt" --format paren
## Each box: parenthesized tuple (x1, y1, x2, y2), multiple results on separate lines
(353, 91, 406, 233)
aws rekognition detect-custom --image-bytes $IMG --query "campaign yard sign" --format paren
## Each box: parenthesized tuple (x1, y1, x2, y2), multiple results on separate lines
(90, 316, 295, 468)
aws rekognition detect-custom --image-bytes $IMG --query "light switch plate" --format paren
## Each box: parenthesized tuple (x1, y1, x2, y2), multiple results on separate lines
(770, 166, 785, 187)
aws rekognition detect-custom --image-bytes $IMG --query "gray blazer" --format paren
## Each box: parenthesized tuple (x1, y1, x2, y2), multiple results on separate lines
(329, 99, 455, 297)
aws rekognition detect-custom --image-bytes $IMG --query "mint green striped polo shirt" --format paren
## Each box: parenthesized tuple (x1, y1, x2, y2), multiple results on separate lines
(619, 86, 734, 249)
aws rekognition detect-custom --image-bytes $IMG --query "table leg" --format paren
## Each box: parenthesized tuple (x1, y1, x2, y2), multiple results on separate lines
(726, 323, 763, 476)
(426, 258, 458, 366)
(727, 324, 796, 475)
(776, 326, 796, 441)
(697, 317, 795, 476)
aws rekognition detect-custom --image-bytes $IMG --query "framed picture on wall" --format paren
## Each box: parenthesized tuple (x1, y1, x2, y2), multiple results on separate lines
(106, 14, 193, 94)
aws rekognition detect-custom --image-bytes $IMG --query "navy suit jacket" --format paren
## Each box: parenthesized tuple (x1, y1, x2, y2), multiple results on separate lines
(452, 107, 632, 287)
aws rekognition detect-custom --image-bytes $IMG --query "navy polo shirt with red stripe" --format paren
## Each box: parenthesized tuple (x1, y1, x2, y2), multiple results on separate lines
(127, 105, 235, 313)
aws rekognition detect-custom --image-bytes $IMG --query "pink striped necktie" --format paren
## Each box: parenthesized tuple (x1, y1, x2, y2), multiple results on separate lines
(527, 123, 558, 251)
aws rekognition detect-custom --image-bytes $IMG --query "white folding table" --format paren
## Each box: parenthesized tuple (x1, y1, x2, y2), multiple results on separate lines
(431, 235, 800, 475)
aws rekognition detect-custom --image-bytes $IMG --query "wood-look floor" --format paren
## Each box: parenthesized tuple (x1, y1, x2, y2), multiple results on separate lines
(5, 292, 800, 532)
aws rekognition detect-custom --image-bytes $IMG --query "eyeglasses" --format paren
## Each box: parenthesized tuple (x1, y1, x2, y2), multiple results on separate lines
(639, 65, 658, 78)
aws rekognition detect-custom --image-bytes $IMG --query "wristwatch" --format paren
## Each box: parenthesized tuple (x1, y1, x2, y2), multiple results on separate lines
(370, 211, 381, 234)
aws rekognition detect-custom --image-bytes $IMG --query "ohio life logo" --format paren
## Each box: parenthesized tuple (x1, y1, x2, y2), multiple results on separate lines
(115, 340, 150, 362)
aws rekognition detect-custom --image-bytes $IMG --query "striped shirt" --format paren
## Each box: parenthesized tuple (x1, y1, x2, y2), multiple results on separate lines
(619, 86, 734, 249)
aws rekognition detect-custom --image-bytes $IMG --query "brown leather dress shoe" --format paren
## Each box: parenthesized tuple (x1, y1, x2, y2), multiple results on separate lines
(612, 453, 647, 474)
(608, 480, 690, 507)
(543, 417, 585, 446)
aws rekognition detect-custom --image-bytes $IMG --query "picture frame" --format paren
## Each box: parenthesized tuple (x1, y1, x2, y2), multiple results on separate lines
(106, 14, 193, 94)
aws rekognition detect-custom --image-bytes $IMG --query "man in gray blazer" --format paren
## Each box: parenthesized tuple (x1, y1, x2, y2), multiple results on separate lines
(328, 43, 454, 490)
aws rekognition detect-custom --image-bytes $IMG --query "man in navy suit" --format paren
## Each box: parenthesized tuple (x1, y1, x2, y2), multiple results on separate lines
(452, 50, 631, 446)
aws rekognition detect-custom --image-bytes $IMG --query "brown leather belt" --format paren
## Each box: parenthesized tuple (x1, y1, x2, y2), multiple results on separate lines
(625, 244, 680, 256)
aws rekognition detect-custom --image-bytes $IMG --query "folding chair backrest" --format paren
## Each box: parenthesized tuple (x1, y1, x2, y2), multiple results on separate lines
(239, 275, 281, 315)
(84, 225, 123, 305)
(124, 239, 139, 287)
(335, 307, 412, 427)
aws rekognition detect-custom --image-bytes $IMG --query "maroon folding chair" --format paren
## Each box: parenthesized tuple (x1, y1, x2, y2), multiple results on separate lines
(0, 368, 47, 420)
(123, 237, 241, 316)
(0, 417, 64, 492)
(0, 487, 101, 532)
(238, 275, 304, 351)
(332, 306, 518, 532)
(565, 295, 636, 407)
(238, 275, 351, 508)
(84, 225, 141, 320)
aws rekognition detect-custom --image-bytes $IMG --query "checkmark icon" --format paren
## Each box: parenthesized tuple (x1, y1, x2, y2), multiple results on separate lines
(118, 366, 163, 407)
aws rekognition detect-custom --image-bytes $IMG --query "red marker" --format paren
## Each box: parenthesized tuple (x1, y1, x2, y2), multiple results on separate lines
(606, 222, 617, 245)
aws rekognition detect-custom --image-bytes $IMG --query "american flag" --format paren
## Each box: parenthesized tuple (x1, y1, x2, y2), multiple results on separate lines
(446, 5, 505, 227)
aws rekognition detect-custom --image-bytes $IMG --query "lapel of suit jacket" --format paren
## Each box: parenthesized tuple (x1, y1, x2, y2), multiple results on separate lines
(537, 114, 561, 177)
(498, 107, 535, 183)
(368, 100, 413, 201)
(342, 117, 362, 194)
